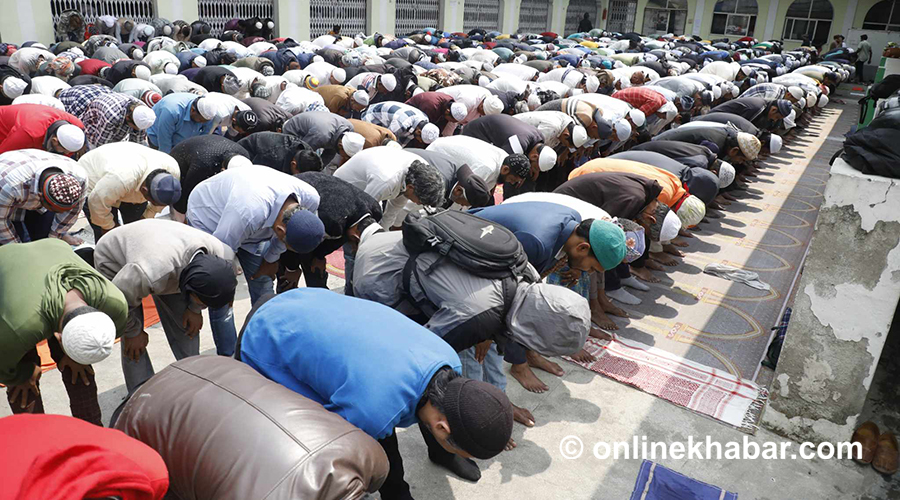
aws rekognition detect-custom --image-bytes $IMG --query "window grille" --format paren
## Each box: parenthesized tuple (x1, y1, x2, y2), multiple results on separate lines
(197, 0, 275, 36)
(517, 0, 549, 34)
(395, 0, 440, 37)
(50, 0, 156, 27)
(463, 0, 501, 33)
(565, 0, 598, 36)
(309, 0, 367, 38)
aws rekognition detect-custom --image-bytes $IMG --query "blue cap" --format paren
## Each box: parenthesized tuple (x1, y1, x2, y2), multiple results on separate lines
(149, 173, 181, 205)
(285, 209, 325, 254)
(775, 99, 792, 117)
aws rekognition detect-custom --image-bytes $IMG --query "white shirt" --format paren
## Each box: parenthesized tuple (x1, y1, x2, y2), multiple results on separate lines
(700, 60, 741, 81)
(426, 136, 504, 192)
(491, 64, 539, 81)
(333, 147, 425, 228)
(514, 111, 574, 148)
(303, 62, 341, 85)
(275, 87, 326, 115)
(487, 77, 531, 96)
(186, 166, 320, 263)
(502, 192, 611, 221)
(202, 92, 251, 132)
(571, 93, 633, 122)
(29, 76, 70, 97)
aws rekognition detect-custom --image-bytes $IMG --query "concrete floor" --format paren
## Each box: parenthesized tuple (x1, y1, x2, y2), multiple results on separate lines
(3, 86, 899, 499)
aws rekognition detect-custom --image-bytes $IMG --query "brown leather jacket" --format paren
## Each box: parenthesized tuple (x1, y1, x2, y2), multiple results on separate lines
(114, 356, 389, 499)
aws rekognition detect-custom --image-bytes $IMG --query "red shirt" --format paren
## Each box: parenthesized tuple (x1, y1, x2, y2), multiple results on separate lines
(76, 58, 111, 76)
(612, 87, 668, 117)
(0, 104, 84, 154)
(406, 91, 455, 127)
(0, 414, 169, 500)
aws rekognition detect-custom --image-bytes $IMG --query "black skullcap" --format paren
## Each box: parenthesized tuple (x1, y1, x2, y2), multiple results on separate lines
(443, 378, 513, 459)
(179, 253, 238, 309)
(456, 164, 491, 207)
(504, 154, 531, 179)
(234, 110, 259, 131)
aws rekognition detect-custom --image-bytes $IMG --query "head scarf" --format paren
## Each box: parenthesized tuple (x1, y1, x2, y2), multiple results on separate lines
(179, 253, 238, 309)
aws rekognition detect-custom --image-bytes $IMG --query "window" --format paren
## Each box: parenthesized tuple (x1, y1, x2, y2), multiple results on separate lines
(862, 0, 900, 32)
(711, 0, 758, 37)
(641, 0, 688, 36)
(782, 0, 834, 47)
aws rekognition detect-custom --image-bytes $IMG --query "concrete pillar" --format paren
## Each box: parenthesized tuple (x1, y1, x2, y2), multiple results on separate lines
(762, 0, 780, 41)
(155, 0, 199, 23)
(691, 0, 706, 37)
(763, 158, 900, 445)
(500, 0, 521, 34)
(441, 0, 466, 33)
(275, 0, 310, 40)
(0, 0, 54, 44)
(368, 0, 396, 35)
(550, 0, 570, 35)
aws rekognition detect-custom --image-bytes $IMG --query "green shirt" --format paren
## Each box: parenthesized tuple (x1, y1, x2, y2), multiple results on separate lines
(0, 239, 127, 385)
(858, 41, 872, 63)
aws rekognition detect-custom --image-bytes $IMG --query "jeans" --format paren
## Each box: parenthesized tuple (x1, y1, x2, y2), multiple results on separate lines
(10, 210, 54, 242)
(604, 263, 632, 292)
(121, 293, 201, 394)
(208, 248, 274, 356)
(342, 243, 357, 296)
(459, 344, 507, 391)
(82, 202, 147, 242)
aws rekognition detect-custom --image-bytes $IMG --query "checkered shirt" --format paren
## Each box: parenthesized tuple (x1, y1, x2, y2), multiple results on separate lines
(362, 102, 429, 146)
(58, 84, 114, 119)
(0, 149, 87, 245)
(741, 83, 786, 101)
(81, 92, 148, 148)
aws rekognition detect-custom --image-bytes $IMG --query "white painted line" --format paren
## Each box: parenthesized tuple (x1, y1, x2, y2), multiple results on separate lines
(850, 92, 866, 96)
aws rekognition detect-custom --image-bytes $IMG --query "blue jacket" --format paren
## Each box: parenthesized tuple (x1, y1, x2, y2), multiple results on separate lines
(146, 93, 215, 153)
(470, 201, 581, 275)
(239, 288, 462, 440)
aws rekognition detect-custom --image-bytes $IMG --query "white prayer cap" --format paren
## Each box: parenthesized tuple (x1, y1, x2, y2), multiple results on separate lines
(613, 118, 632, 141)
(527, 93, 541, 110)
(585, 75, 600, 93)
(196, 97, 217, 120)
(515, 55, 527, 64)
(420, 123, 440, 144)
(769, 133, 782, 154)
(676, 195, 705, 228)
(412, 87, 424, 97)
(450, 102, 468, 121)
(331, 68, 347, 83)
(717, 161, 735, 188)
(131, 105, 156, 130)
(482, 62, 494, 72)
(783, 114, 796, 129)
(571, 124, 588, 148)
(134, 65, 151, 80)
(190, 56, 206, 68)
(380, 74, 397, 91)
(730, 85, 739, 98)
(563, 71, 583, 88)
(818, 94, 829, 107)
(538, 146, 557, 171)
(628, 108, 646, 127)
(313, 55, 325, 63)
(712, 86, 722, 100)
(341, 132, 366, 156)
(61, 311, 116, 365)
(163, 25, 172, 36)
(255, 21, 263, 30)
(798, 97, 806, 110)
(164, 62, 178, 75)
(227, 155, 253, 169)
(268, 20, 275, 29)
(806, 92, 816, 108)
(478, 75, 491, 87)
(660, 209, 681, 242)
(2, 77, 27, 99)
(483, 95, 504, 115)
(132, 48, 144, 60)
(142, 25, 154, 37)
(660, 101, 677, 121)
(787, 86, 804, 100)
(56, 124, 84, 152)
(352, 90, 369, 106)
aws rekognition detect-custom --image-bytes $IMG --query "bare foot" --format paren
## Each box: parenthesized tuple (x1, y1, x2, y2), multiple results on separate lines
(722, 192, 738, 201)
(630, 266, 661, 283)
(513, 404, 535, 427)
(589, 328, 612, 341)
(705, 211, 722, 219)
(59, 233, 83, 245)
(708, 202, 724, 210)
(527, 351, 565, 377)
(510, 363, 548, 393)
(591, 308, 619, 330)
(715, 196, 732, 206)
(678, 228, 694, 238)
(670, 237, 689, 247)
(571, 348, 596, 363)
(645, 259, 666, 272)
(505, 438, 517, 451)
(663, 244, 684, 257)
(651, 252, 678, 266)
(599, 296, 629, 318)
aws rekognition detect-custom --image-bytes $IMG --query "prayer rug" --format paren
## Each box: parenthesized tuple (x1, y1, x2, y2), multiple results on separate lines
(629, 460, 738, 500)
(326, 252, 346, 279)
(565, 335, 768, 433)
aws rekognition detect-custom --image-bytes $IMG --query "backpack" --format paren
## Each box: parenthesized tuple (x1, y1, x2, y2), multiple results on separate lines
(401, 209, 531, 313)
(858, 75, 900, 124)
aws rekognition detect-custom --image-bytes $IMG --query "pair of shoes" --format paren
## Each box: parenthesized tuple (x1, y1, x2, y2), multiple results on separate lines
(851, 421, 898, 474)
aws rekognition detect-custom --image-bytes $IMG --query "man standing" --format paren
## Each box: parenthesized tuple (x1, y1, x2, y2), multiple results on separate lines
(0, 149, 86, 245)
(856, 34, 872, 84)
(0, 239, 127, 424)
(0, 104, 86, 157)
(94, 219, 238, 393)
(186, 166, 324, 356)
(238, 288, 513, 500)
(147, 93, 216, 153)
(78, 143, 182, 240)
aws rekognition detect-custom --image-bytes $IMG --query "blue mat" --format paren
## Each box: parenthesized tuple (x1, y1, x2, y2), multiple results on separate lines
(629, 461, 738, 500)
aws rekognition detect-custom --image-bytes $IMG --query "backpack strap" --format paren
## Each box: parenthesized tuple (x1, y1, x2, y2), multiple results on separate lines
(499, 276, 518, 318)
(402, 252, 439, 313)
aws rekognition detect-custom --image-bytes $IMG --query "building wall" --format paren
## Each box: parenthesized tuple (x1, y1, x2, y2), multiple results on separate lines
(0, 0, 887, 48)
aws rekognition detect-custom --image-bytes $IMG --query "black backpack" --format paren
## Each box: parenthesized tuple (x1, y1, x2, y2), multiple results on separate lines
(401, 209, 531, 313)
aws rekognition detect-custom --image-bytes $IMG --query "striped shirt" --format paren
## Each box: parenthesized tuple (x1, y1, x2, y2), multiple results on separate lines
(742, 83, 787, 101)
(82, 93, 148, 148)
(58, 84, 115, 119)
(362, 102, 430, 146)
(0, 149, 87, 245)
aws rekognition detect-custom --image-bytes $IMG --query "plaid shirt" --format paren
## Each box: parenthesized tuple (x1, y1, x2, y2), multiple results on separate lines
(742, 83, 786, 100)
(362, 102, 429, 146)
(82, 93, 149, 148)
(612, 87, 668, 117)
(58, 84, 115, 119)
(0, 149, 87, 245)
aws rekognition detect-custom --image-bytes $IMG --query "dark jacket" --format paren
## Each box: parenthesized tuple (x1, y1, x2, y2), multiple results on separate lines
(695, 112, 760, 135)
(709, 97, 769, 122)
(0, 65, 32, 105)
(238, 132, 315, 174)
(242, 97, 291, 133)
(169, 135, 250, 213)
(282, 112, 353, 166)
(462, 114, 544, 155)
(632, 140, 718, 170)
(611, 150, 718, 205)
(106, 60, 151, 86)
(554, 172, 662, 219)
(192, 66, 237, 94)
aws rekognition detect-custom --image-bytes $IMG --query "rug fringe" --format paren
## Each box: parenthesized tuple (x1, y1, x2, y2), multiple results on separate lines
(739, 387, 770, 434)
